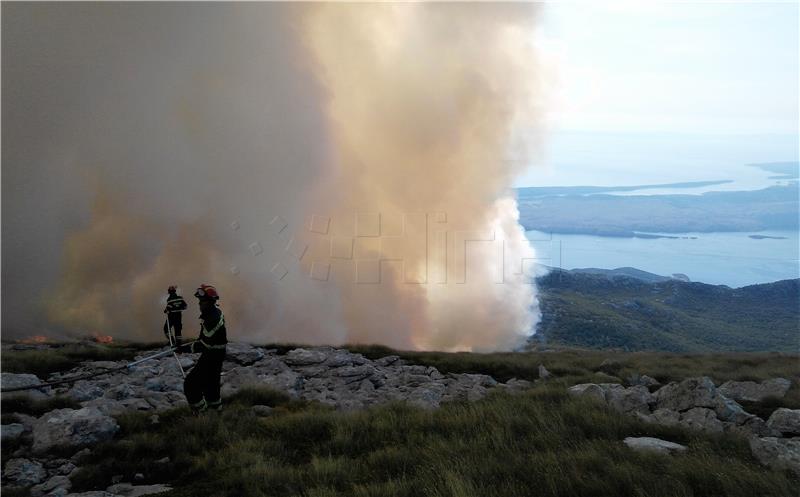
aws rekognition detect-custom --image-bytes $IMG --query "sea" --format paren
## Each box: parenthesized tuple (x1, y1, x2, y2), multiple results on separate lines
(518, 131, 799, 288)
(525, 230, 799, 288)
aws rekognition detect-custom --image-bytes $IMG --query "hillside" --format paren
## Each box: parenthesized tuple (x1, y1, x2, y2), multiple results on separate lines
(2, 342, 798, 497)
(535, 269, 799, 352)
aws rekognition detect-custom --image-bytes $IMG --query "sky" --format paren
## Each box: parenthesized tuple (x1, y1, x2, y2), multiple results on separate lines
(538, 1, 799, 135)
(516, 1, 799, 188)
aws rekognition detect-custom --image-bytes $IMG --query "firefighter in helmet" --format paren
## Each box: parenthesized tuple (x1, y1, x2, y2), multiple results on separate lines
(180, 284, 227, 414)
(163, 286, 187, 345)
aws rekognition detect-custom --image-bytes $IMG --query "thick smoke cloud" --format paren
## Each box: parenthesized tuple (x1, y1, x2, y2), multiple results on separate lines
(2, 3, 544, 351)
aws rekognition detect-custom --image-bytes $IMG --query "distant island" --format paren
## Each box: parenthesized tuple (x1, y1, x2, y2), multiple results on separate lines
(516, 179, 733, 198)
(516, 182, 799, 236)
(749, 161, 799, 180)
(749, 234, 788, 240)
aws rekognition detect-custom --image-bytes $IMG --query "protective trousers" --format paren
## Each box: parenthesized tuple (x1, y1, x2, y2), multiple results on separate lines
(184, 349, 225, 412)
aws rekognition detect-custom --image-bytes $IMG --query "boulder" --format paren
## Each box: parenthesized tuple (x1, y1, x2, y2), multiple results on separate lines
(3, 458, 47, 486)
(623, 436, 687, 455)
(718, 378, 791, 403)
(32, 407, 119, 454)
(225, 342, 265, 365)
(105, 384, 137, 401)
(767, 408, 800, 436)
(31, 475, 72, 497)
(627, 374, 660, 388)
(65, 493, 117, 497)
(2, 372, 43, 390)
(650, 408, 681, 426)
(66, 381, 105, 402)
(602, 384, 653, 414)
(105, 483, 172, 496)
(252, 405, 274, 417)
(323, 349, 366, 368)
(1, 423, 25, 442)
(538, 364, 552, 380)
(567, 383, 605, 403)
(749, 437, 800, 476)
(654, 377, 718, 412)
(283, 348, 328, 366)
(680, 407, 723, 433)
(406, 383, 446, 409)
(713, 396, 754, 425)
(374, 355, 400, 367)
(2, 372, 48, 399)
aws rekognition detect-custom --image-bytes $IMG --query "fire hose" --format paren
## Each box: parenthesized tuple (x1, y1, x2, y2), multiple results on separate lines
(0, 341, 196, 393)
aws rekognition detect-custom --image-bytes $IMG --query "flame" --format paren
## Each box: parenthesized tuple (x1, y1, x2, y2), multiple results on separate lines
(92, 335, 114, 344)
(18, 335, 49, 344)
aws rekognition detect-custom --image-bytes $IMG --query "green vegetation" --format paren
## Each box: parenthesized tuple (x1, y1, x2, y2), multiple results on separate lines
(4, 343, 799, 496)
(66, 385, 796, 497)
(535, 271, 799, 352)
(0, 341, 163, 378)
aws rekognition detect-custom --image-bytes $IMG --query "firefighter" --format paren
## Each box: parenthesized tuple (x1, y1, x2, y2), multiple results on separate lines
(179, 284, 227, 414)
(163, 286, 187, 346)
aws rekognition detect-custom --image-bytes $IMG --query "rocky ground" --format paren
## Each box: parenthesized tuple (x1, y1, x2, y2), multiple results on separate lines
(1, 343, 798, 496)
(568, 372, 800, 475)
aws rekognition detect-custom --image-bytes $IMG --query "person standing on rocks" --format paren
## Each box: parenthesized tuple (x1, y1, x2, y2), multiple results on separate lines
(180, 284, 228, 414)
(163, 286, 188, 346)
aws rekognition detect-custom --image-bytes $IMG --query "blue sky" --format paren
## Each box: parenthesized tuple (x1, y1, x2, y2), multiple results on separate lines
(516, 1, 799, 188)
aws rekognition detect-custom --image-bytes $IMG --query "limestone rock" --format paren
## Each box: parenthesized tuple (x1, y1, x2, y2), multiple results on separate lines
(680, 407, 723, 433)
(650, 408, 681, 426)
(654, 377, 718, 412)
(1, 423, 25, 442)
(623, 436, 687, 455)
(32, 407, 119, 454)
(2, 372, 43, 391)
(65, 492, 117, 497)
(749, 436, 800, 476)
(105, 483, 172, 496)
(767, 408, 800, 436)
(225, 343, 265, 365)
(3, 458, 47, 486)
(283, 348, 327, 366)
(252, 405, 274, 417)
(31, 475, 71, 497)
(718, 378, 791, 403)
(602, 384, 653, 414)
(567, 383, 606, 403)
(374, 355, 400, 367)
(538, 364, 552, 380)
(68, 381, 105, 402)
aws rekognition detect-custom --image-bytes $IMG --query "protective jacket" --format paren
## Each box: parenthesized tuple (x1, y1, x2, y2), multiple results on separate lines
(164, 293, 188, 315)
(190, 307, 228, 353)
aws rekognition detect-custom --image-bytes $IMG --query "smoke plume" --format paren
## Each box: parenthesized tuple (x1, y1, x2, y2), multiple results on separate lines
(2, 3, 545, 351)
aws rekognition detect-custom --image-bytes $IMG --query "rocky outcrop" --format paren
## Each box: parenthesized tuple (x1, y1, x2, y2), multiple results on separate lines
(31, 474, 71, 497)
(104, 483, 171, 496)
(2, 423, 26, 442)
(718, 378, 791, 402)
(748, 437, 800, 476)
(3, 458, 47, 486)
(567, 375, 797, 473)
(2, 373, 48, 399)
(32, 407, 119, 454)
(623, 437, 687, 455)
(767, 408, 800, 436)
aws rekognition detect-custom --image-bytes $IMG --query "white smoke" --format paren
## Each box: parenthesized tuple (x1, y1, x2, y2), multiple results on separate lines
(3, 3, 546, 351)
